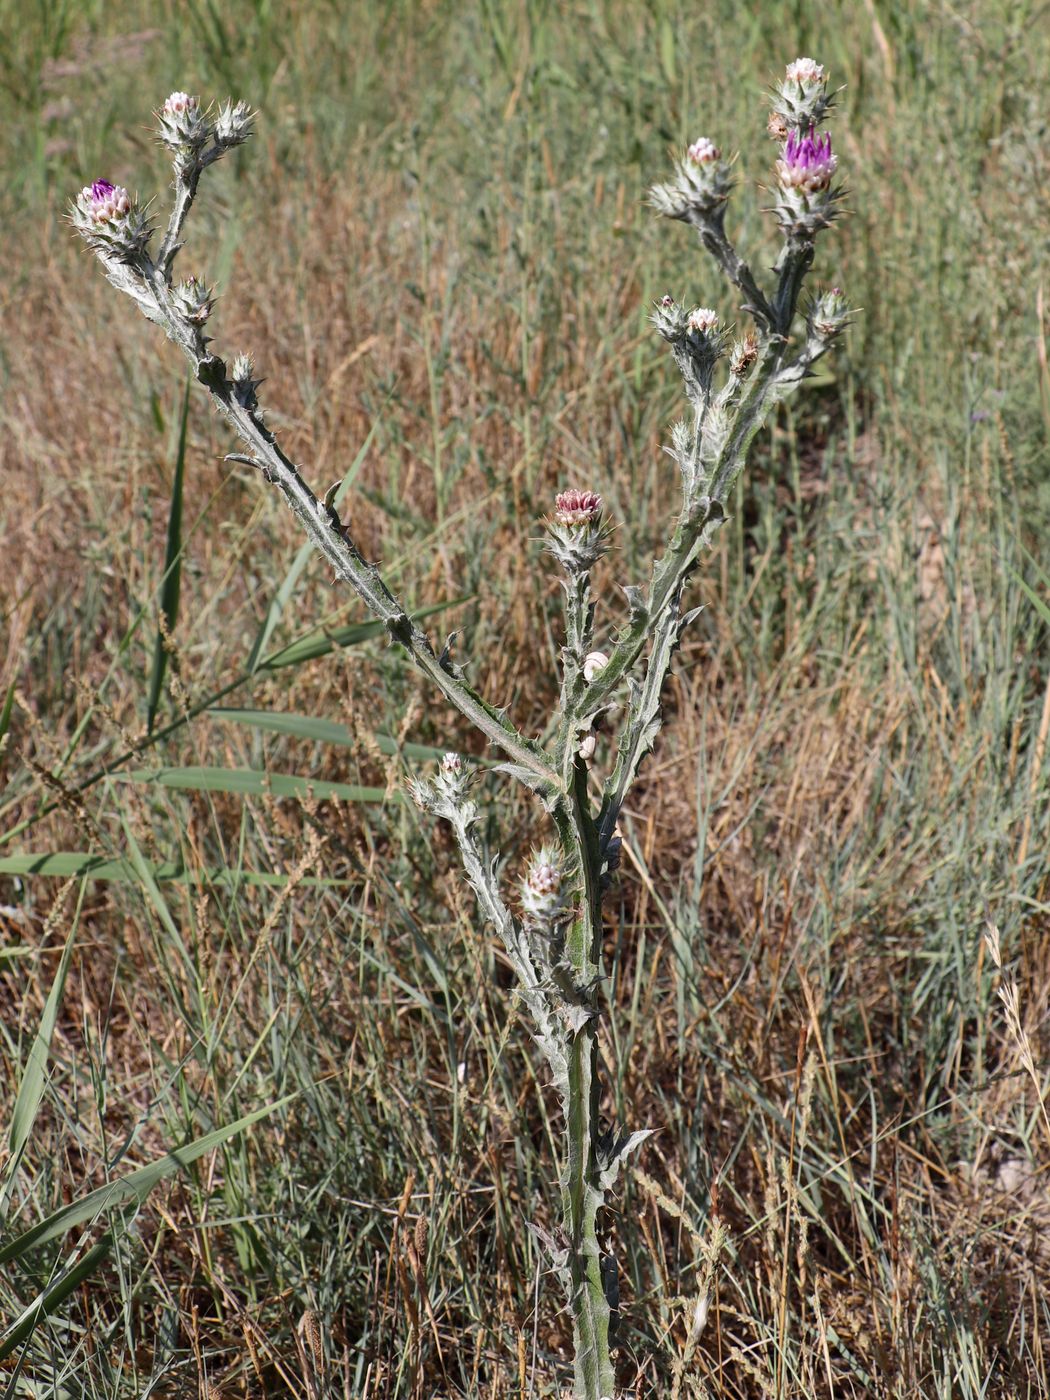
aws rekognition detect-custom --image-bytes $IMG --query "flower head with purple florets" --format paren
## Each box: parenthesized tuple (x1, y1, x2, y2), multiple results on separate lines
(71, 177, 152, 262)
(776, 127, 837, 195)
(80, 179, 131, 224)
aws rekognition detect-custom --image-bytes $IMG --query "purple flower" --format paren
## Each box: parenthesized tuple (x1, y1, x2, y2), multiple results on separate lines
(776, 127, 837, 194)
(78, 179, 132, 224)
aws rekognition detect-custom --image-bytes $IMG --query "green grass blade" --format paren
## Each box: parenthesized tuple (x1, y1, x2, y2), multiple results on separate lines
(0, 1235, 113, 1362)
(0, 852, 353, 887)
(0, 1093, 297, 1265)
(0, 599, 468, 849)
(146, 381, 190, 733)
(1015, 554, 1050, 627)
(1, 905, 81, 1216)
(118, 766, 389, 803)
(208, 707, 453, 762)
(0, 680, 14, 750)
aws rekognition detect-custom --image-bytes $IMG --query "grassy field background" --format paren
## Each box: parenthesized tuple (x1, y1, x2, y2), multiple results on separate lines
(2, 0, 1050, 1395)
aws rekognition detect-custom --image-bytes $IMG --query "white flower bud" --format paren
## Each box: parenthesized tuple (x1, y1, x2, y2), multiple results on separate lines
(522, 846, 567, 927)
(171, 275, 215, 326)
(215, 99, 255, 148)
(158, 91, 210, 153)
(577, 733, 597, 761)
(583, 651, 609, 683)
(687, 306, 720, 335)
(434, 750, 469, 803)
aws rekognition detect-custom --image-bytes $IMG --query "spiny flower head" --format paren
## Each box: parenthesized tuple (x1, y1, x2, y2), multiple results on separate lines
(71, 179, 151, 263)
(432, 749, 470, 804)
(777, 127, 837, 194)
(654, 298, 726, 404)
(547, 490, 609, 574)
(215, 99, 255, 148)
(808, 286, 851, 340)
(770, 55, 833, 133)
(230, 351, 260, 407)
(652, 294, 690, 343)
(157, 91, 210, 154)
(730, 330, 759, 377)
(171, 275, 215, 326)
(522, 845, 568, 927)
(649, 138, 733, 223)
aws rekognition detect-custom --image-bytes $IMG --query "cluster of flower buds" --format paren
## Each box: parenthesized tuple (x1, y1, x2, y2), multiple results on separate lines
(156, 91, 254, 175)
(808, 286, 851, 342)
(71, 179, 152, 264)
(768, 56, 833, 137)
(171, 275, 215, 327)
(546, 489, 609, 575)
(648, 136, 733, 225)
(157, 92, 210, 156)
(767, 58, 843, 236)
(651, 295, 726, 404)
(521, 846, 568, 929)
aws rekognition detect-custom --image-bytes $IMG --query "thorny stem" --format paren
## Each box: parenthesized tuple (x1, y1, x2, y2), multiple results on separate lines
(553, 762, 614, 1398)
(134, 256, 562, 799)
(688, 204, 775, 330)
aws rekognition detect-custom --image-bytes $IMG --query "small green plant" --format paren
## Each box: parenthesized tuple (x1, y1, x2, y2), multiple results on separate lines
(71, 62, 849, 1396)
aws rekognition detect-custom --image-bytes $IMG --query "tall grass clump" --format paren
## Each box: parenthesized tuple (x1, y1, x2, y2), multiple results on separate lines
(56, 58, 852, 1397)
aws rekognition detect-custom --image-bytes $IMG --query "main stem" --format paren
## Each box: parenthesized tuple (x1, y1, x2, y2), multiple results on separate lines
(555, 764, 614, 1399)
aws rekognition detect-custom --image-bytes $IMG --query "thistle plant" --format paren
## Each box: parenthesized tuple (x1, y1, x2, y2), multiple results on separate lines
(73, 62, 851, 1397)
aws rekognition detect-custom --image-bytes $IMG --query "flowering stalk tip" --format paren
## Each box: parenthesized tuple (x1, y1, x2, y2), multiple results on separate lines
(71, 179, 152, 263)
(773, 127, 842, 235)
(215, 99, 255, 148)
(522, 846, 568, 928)
(770, 55, 833, 135)
(158, 91, 210, 154)
(649, 136, 732, 224)
(547, 489, 608, 574)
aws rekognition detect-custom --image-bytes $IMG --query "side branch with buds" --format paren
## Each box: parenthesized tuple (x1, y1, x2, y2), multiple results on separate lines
(73, 58, 851, 1398)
